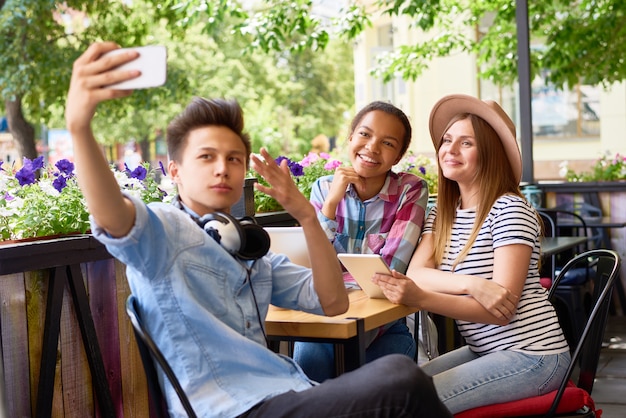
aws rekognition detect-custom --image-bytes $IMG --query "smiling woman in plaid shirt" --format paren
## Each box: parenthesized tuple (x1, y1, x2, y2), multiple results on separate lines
(293, 101, 429, 382)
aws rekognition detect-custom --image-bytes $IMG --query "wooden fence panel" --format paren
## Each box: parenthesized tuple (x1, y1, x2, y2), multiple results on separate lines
(60, 277, 92, 418)
(88, 259, 124, 418)
(115, 263, 151, 418)
(0, 250, 150, 418)
(25, 270, 46, 417)
(0, 273, 31, 417)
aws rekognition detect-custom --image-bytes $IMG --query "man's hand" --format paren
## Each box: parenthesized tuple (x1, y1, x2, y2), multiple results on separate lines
(250, 148, 316, 224)
(251, 148, 348, 316)
(65, 42, 139, 134)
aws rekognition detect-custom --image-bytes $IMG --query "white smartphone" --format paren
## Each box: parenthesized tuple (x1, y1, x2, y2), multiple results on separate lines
(102, 45, 167, 90)
(337, 254, 392, 299)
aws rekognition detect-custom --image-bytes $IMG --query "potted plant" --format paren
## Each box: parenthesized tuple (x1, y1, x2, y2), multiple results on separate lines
(560, 152, 626, 183)
(0, 156, 171, 242)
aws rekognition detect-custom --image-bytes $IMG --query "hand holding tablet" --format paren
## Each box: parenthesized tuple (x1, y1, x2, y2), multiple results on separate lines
(337, 254, 392, 299)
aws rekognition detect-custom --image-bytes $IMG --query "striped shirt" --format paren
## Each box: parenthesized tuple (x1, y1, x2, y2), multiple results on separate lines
(311, 171, 429, 274)
(424, 194, 569, 355)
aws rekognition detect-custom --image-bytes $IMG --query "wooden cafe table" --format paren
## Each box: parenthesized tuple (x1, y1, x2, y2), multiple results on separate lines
(265, 289, 418, 375)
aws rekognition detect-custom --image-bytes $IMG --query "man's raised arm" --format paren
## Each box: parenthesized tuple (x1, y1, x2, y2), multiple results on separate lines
(65, 42, 142, 237)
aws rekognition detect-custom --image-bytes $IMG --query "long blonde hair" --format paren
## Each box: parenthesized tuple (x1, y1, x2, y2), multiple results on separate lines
(432, 113, 524, 270)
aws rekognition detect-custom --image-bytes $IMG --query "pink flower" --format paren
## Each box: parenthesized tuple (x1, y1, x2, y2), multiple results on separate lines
(324, 160, 342, 170)
(300, 152, 320, 167)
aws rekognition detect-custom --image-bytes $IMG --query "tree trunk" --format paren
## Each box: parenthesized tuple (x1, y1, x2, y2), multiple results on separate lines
(5, 97, 37, 161)
(139, 134, 151, 164)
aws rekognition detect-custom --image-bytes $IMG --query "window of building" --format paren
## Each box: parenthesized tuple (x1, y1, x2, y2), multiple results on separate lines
(369, 24, 396, 102)
(532, 72, 600, 138)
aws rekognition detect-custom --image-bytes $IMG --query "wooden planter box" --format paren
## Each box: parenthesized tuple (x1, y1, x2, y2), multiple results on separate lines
(0, 235, 150, 418)
(254, 211, 298, 227)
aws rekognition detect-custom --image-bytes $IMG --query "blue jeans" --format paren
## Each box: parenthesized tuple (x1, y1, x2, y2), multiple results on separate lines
(420, 346, 571, 414)
(293, 319, 416, 382)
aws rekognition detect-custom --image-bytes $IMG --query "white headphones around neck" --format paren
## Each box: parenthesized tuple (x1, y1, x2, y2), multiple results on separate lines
(196, 212, 270, 260)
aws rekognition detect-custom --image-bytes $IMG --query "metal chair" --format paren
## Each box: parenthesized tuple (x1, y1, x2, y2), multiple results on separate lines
(554, 202, 605, 249)
(537, 209, 558, 284)
(540, 208, 597, 348)
(539, 208, 590, 262)
(125, 295, 198, 418)
(455, 249, 621, 418)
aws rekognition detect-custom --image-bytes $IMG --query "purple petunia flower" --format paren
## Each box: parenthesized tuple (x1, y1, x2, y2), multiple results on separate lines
(15, 156, 45, 186)
(29, 156, 45, 171)
(128, 165, 147, 181)
(0, 161, 3, 171)
(158, 161, 167, 176)
(275, 156, 292, 166)
(55, 159, 75, 176)
(53, 175, 68, 192)
(289, 162, 304, 177)
(15, 167, 36, 186)
(419, 166, 426, 175)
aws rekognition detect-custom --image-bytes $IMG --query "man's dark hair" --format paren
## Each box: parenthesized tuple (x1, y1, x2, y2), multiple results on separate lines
(167, 97, 251, 166)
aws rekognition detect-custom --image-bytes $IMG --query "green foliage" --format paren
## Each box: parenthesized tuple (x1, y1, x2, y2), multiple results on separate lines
(561, 152, 626, 182)
(392, 151, 438, 195)
(0, 158, 169, 241)
(2, 174, 91, 240)
(249, 152, 343, 212)
(163, 0, 626, 90)
(1, 0, 354, 166)
(365, 0, 626, 88)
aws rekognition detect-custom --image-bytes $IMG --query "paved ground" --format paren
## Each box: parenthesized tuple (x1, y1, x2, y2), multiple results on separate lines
(594, 315, 626, 417)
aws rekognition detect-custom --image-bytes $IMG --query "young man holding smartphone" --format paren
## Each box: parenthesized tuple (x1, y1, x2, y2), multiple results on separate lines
(65, 42, 451, 418)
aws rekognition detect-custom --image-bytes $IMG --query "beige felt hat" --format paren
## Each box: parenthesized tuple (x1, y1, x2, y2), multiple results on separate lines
(429, 94, 522, 183)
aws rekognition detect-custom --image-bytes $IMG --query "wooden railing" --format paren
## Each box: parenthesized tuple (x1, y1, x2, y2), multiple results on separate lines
(0, 235, 149, 418)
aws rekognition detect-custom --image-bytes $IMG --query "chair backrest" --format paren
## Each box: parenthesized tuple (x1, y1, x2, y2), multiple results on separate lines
(553, 202, 605, 249)
(265, 227, 311, 267)
(537, 209, 557, 238)
(550, 209, 590, 251)
(125, 296, 198, 418)
(546, 249, 621, 416)
(537, 209, 558, 282)
(539, 208, 592, 283)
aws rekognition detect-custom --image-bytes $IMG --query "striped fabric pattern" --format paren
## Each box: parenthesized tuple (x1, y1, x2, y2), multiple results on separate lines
(425, 194, 569, 355)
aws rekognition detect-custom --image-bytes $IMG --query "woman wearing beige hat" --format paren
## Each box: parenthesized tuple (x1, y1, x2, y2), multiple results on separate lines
(372, 94, 571, 413)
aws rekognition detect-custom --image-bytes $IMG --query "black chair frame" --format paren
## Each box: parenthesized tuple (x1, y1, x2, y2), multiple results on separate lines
(545, 249, 621, 417)
(126, 296, 198, 418)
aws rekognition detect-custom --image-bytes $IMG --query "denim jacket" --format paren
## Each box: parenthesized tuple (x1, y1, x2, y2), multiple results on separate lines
(92, 195, 322, 417)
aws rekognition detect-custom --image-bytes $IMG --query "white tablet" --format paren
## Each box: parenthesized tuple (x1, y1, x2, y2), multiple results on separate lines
(337, 254, 391, 299)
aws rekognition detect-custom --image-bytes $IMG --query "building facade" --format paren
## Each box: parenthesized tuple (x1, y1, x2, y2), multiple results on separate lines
(352, 7, 626, 181)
